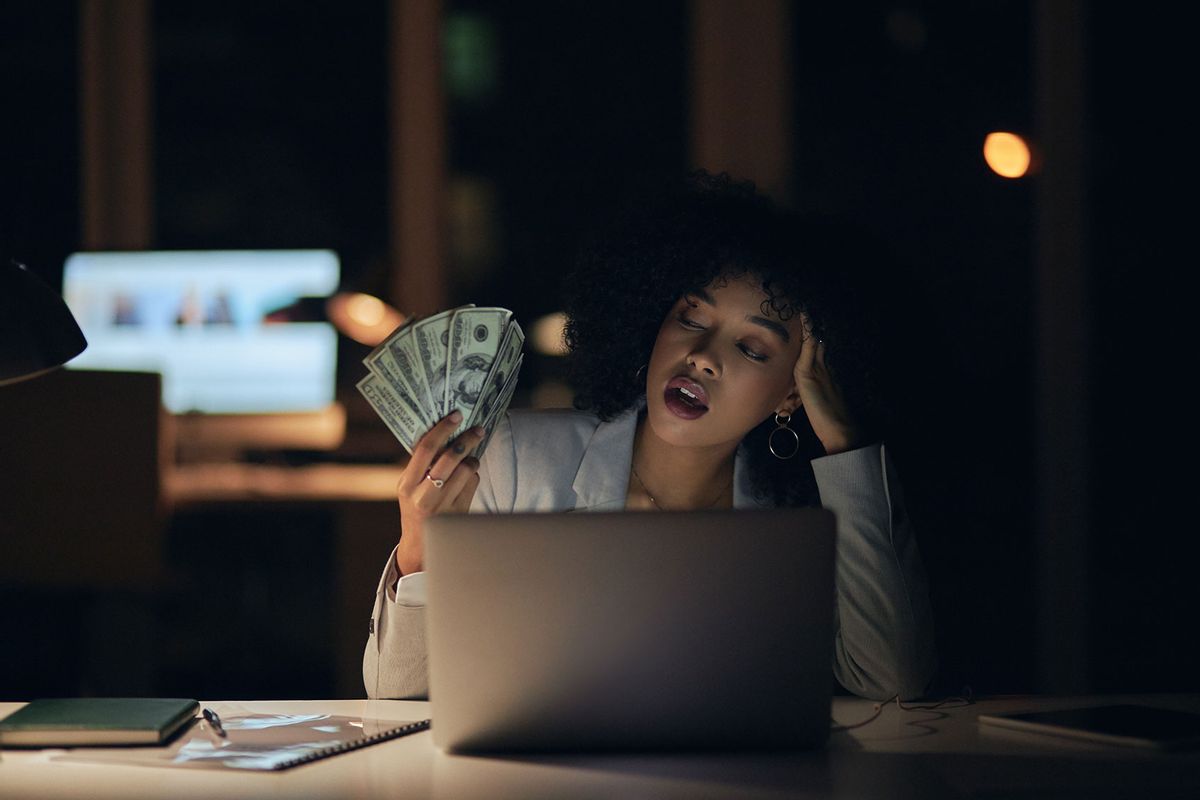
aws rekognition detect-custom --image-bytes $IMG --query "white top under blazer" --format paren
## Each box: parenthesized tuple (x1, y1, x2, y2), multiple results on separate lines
(363, 406, 937, 701)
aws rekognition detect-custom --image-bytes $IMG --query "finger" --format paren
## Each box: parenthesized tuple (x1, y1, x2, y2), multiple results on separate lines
(450, 469, 482, 513)
(401, 411, 464, 489)
(798, 311, 815, 340)
(427, 426, 486, 483)
(795, 325, 817, 375)
(814, 339, 827, 368)
(433, 457, 480, 513)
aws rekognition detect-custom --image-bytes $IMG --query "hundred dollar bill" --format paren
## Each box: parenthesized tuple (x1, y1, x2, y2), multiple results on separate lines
(412, 306, 469, 419)
(356, 303, 522, 455)
(356, 372, 420, 453)
(375, 306, 470, 424)
(361, 320, 431, 429)
(391, 333, 435, 425)
(467, 319, 525, 432)
(363, 317, 414, 367)
(472, 353, 522, 460)
(445, 307, 511, 436)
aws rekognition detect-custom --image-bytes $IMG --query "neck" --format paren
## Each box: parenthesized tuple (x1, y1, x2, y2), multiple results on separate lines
(630, 412, 736, 510)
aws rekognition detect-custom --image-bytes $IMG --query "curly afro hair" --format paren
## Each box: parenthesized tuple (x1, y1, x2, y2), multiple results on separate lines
(562, 171, 888, 508)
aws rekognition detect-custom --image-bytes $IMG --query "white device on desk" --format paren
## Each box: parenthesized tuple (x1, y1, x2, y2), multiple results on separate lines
(979, 704, 1200, 751)
(424, 508, 836, 753)
(62, 249, 343, 459)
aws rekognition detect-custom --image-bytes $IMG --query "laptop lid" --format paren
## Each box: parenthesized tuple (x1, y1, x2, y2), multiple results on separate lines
(425, 508, 836, 752)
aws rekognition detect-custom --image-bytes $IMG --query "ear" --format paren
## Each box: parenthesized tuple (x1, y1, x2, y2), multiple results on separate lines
(774, 383, 803, 418)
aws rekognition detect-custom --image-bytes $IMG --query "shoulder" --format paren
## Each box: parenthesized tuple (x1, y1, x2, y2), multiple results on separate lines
(473, 408, 605, 512)
(505, 408, 604, 454)
(502, 408, 605, 480)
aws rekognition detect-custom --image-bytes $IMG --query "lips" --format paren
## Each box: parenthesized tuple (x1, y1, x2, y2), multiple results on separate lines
(663, 376, 710, 420)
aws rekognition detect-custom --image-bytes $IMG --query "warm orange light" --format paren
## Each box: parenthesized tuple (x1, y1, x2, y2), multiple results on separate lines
(345, 294, 386, 326)
(531, 311, 569, 356)
(984, 132, 1031, 178)
(326, 292, 406, 346)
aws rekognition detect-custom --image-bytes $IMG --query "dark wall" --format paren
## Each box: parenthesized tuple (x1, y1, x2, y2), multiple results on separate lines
(153, 1, 390, 288)
(0, 1, 79, 284)
(791, 3, 1036, 694)
(1086, 6, 1196, 692)
(444, 1, 688, 397)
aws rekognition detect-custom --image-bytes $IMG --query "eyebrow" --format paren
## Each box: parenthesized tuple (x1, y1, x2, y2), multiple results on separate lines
(686, 289, 791, 344)
(747, 316, 791, 343)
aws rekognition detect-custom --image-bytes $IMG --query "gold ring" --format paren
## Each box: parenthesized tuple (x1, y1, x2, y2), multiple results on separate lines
(424, 471, 446, 489)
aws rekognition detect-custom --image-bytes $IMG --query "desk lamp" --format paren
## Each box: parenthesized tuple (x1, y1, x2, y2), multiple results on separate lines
(0, 260, 87, 385)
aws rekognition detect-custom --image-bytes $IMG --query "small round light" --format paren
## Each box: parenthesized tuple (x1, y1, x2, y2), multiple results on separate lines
(345, 294, 386, 326)
(984, 132, 1031, 179)
(326, 292, 406, 346)
(531, 312, 569, 356)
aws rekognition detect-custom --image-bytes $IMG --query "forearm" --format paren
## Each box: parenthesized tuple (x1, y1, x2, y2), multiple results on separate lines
(362, 546, 430, 699)
(365, 431, 506, 700)
(813, 443, 936, 700)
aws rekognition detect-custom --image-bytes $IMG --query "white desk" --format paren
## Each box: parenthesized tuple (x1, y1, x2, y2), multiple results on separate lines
(3, 696, 1199, 799)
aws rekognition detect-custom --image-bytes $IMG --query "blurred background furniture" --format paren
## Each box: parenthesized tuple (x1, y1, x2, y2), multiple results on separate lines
(0, 369, 167, 696)
(0, 367, 403, 700)
(163, 466, 401, 699)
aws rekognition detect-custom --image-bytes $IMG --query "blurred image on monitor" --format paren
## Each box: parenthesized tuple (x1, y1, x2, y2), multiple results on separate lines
(63, 250, 344, 458)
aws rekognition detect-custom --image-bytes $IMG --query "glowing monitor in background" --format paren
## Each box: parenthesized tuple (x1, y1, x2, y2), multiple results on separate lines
(63, 250, 339, 415)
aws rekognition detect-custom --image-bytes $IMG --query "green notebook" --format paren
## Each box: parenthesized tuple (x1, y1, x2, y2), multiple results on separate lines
(0, 698, 199, 747)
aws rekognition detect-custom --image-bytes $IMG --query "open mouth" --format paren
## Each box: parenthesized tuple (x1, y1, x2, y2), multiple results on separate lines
(663, 377, 709, 420)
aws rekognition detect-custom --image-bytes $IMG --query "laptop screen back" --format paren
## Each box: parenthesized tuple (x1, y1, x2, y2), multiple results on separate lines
(425, 508, 836, 753)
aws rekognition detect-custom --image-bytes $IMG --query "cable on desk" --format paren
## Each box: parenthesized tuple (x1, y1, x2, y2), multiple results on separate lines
(896, 686, 975, 712)
(830, 697, 894, 731)
(830, 686, 975, 732)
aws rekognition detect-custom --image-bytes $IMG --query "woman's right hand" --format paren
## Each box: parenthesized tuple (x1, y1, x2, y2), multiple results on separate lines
(395, 411, 485, 575)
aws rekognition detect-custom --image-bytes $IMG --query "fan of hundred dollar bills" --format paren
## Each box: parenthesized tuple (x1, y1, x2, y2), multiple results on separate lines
(357, 305, 525, 459)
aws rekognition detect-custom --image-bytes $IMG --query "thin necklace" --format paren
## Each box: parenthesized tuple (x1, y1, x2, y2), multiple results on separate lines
(630, 464, 733, 511)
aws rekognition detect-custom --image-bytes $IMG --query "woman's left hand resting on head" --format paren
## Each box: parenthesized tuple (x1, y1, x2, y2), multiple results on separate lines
(790, 320, 864, 456)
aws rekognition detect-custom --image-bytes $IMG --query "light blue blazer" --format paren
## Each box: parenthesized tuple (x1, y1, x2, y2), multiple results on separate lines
(363, 407, 937, 701)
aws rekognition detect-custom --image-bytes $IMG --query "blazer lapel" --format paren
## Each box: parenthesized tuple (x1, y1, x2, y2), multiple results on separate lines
(571, 407, 639, 511)
(566, 404, 772, 511)
(733, 444, 772, 509)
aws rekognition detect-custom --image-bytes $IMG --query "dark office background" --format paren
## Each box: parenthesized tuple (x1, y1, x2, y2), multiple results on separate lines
(2, 2, 1195, 700)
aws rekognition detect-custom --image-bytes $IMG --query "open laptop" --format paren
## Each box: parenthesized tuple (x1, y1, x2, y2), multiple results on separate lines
(424, 508, 836, 752)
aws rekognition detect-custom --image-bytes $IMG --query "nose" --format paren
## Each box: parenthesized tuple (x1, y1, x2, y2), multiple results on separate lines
(687, 346, 720, 378)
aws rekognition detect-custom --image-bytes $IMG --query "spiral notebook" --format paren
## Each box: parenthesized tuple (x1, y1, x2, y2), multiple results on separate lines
(50, 712, 430, 771)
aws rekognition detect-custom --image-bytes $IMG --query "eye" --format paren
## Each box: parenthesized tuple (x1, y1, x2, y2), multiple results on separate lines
(676, 310, 705, 330)
(738, 343, 768, 362)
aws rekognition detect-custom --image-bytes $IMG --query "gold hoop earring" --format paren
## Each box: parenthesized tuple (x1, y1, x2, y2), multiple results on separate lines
(768, 412, 800, 460)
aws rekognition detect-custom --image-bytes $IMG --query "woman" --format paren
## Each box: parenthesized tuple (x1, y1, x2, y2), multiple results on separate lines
(364, 173, 936, 701)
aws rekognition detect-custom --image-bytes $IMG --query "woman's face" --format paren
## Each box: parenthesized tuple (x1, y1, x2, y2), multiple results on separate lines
(644, 276, 807, 451)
